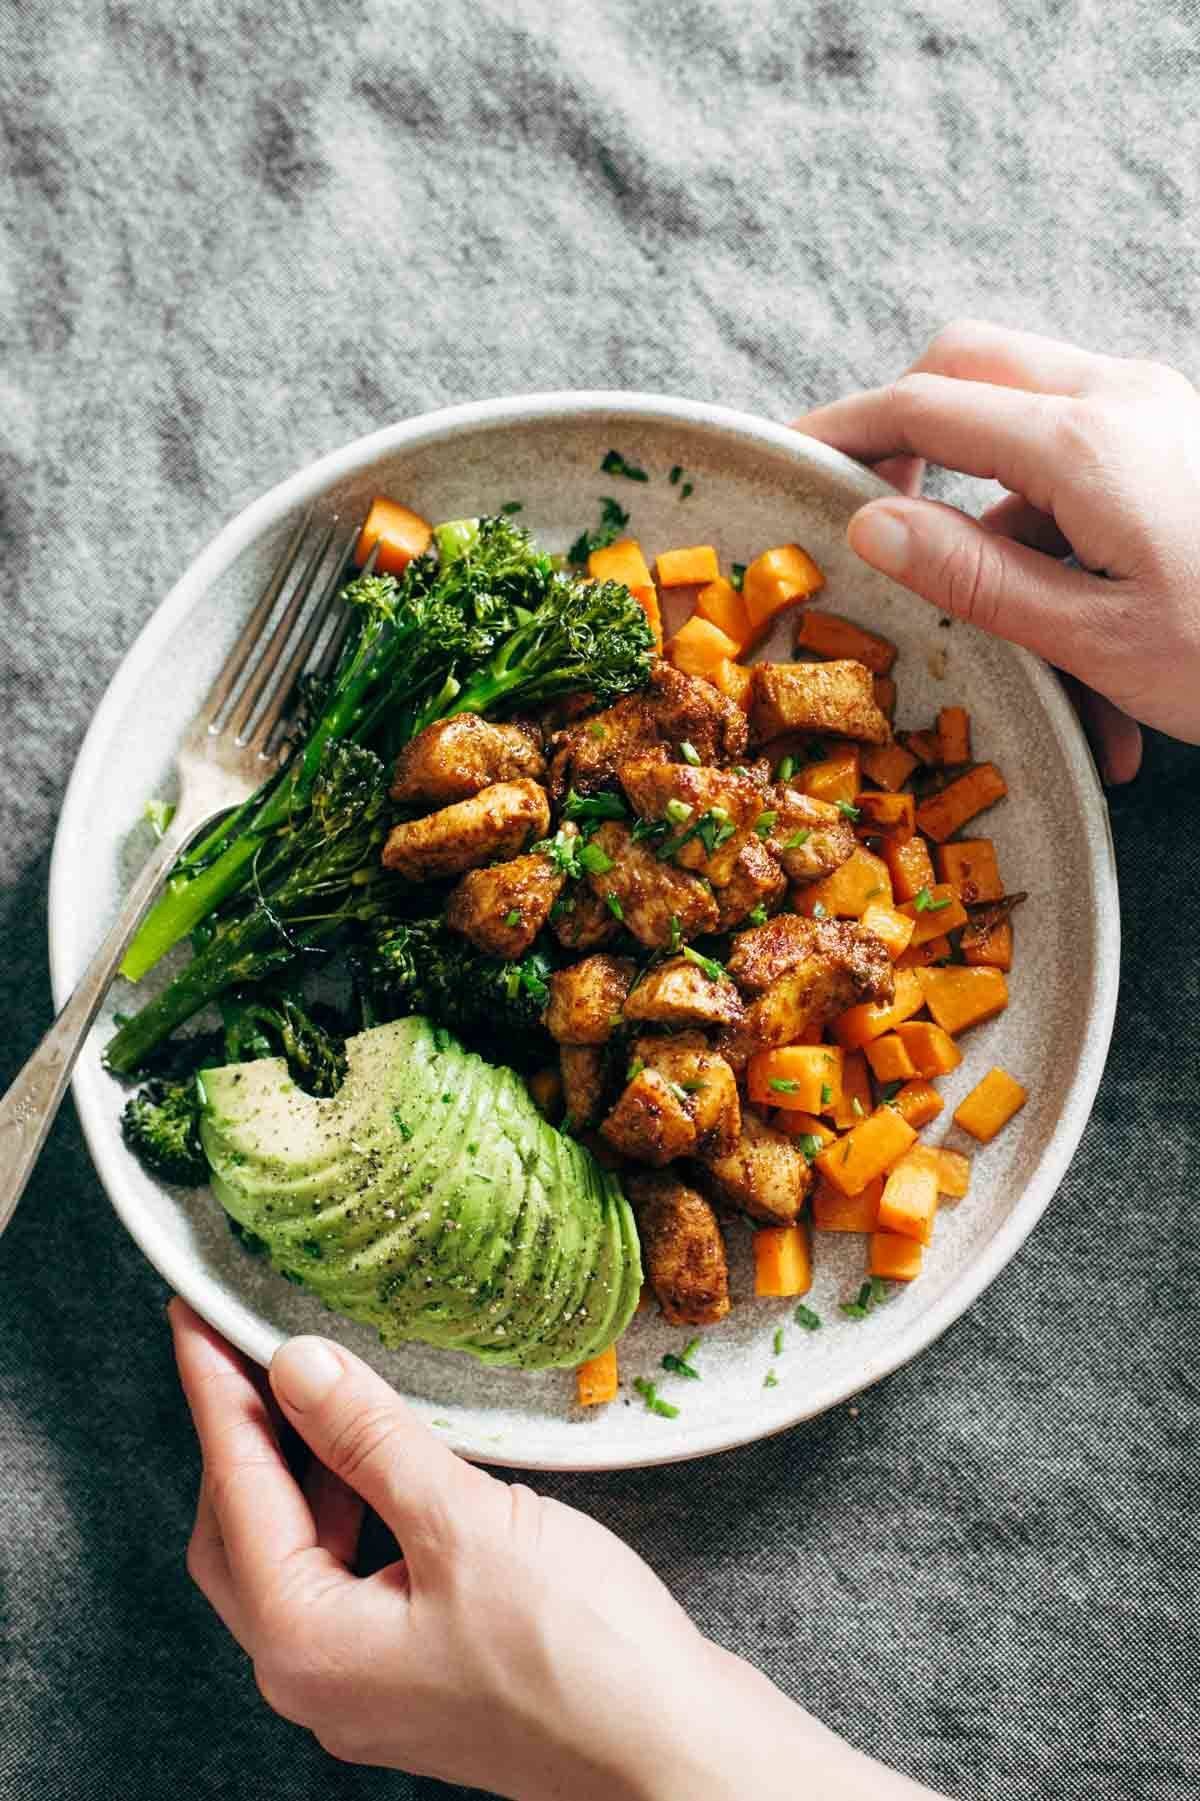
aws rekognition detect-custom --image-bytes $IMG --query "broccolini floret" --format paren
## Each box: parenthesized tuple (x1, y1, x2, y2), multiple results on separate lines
(363, 916, 555, 1070)
(121, 1076, 209, 1186)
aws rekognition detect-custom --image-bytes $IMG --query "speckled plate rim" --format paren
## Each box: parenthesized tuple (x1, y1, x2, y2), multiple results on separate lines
(48, 391, 1120, 1470)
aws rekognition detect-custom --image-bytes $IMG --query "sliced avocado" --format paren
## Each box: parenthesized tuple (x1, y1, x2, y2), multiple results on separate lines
(200, 1017, 640, 1371)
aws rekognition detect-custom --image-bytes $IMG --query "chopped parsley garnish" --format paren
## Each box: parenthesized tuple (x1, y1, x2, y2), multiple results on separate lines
(730, 563, 746, 590)
(748, 903, 768, 926)
(665, 797, 693, 826)
(601, 448, 649, 482)
(680, 481, 694, 500)
(754, 810, 778, 838)
(626, 1057, 646, 1082)
(840, 1276, 891, 1320)
(797, 1134, 824, 1162)
(775, 754, 796, 782)
(500, 500, 523, 515)
(773, 1327, 785, 1356)
(763, 1370, 780, 1389)
(633, 1376, 680, 1418)
(769, 1077, 800, 1094)
(878, 1079, 906, 1104)
(605, 891, 624, 920)
(503, 908, 522, 928)
(669, 915, 682, 952)
(682, 945, 727, 983)
(631, 814, 668, 844)
(820, 1083, 833, 1106)
(563, 787, 627, 824)
(392, 1110, 413, 1141)
(568, 496, 631, 564)
(836, 800, 861, 820)
(913, 886, 951, 912)
(780, 829, 811, 851)
(794, 1302, 822, 1331)
(679, 740, 701, 766)
(578, 840, 615, 876)
(669, 464, 682, 485)
(662, 1336, 702, 1379)
(812, 902, 828, 919)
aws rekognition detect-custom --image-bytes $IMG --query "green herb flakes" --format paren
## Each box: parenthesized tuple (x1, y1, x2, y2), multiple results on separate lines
(748, 903, 768, 926)
(392, 1109, 413, 1141)
(500, 500, 523, 515)
(775, 755, 796, 782)
(662, 1336, 702, 1380)
(836, 801, 861, 820)
(812, 902, 828, 920)
(820, 1083, 833, 1106)
(769, 1077, 800, 1094)
(781, 829, 811, 851)
(730, 563, 746, 590)
(763, 1369, 780, 1389)
(601, 449, 649, 482)
(679, 740, 701, 767)
(794, 1302, 822, 1331)
(773, 1327, 785, 1356)
(634, 1376, 680, 1418)
(503, 908, 522, 928)
(579, 841, 615, 876)
(605, 891, 624, 920)
(669, 464, 683, 485)
(682, 945, 727, 983)
(754, 810, 778, 839)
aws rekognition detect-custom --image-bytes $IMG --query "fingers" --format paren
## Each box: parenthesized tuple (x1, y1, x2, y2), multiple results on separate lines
(304, 1459, 366, 1570)
(981, 492, 1072, 558)
(869, 454, 925, 497)
(187, 1477, 252, 1650)
(908, 318, 1110, 396)
(270, 1336, 495, 1561)
(845, 495, 1109, 678)
(1062, 678, 1144, 785)
(170, 1299, 335, 1608)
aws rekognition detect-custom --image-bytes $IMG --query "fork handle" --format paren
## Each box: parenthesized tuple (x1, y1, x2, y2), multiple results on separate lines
(0, 814, 195, 1240)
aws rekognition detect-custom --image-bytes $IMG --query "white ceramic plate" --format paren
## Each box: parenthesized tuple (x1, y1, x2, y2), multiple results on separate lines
(49, 393, 1119, 1471)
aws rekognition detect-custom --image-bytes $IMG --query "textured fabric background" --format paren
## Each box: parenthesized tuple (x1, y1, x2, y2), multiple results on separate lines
(2, 3, 1199, 1797)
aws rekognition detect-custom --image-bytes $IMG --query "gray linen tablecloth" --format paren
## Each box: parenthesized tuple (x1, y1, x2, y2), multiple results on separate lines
(2, 3, 1198, 1796)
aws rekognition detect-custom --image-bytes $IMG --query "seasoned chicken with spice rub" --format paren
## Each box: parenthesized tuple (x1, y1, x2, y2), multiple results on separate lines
(749, 660, 890, 746)
(381, 779, 550, 881)
(601, 1032, 740, 1165)
(623, 954, 745, 1030)
(543, 954, 636, 1044)
(390, 713, 545, 807)
(700, 1109, 814, 1224)
(548, 659, 747, 798)
(582, 820, 720, 949)
(718, 916, 893, 1068)
(761, 787, 857, 885)
(616, 754, 764, 884)
(445, 852, 564, 958)
(626, 1172, 731, 1326)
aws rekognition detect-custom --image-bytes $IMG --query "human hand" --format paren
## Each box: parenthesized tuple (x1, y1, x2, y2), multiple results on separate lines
(169, 1300, 937, 1799)
(794, 320, 1200, 782)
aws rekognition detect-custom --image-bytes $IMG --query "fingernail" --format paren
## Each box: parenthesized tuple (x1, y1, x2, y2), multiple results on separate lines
(849, 504, 910, 575)
(271, 1337, 343, 1411)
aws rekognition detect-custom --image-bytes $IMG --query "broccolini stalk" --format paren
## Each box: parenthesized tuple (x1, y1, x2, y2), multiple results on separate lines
(106, 744, 391, 1075)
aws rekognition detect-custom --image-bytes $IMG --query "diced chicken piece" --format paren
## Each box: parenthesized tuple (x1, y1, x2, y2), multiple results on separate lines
(700, 1109, 813, 1225)
(763, 787, 857, 884)
(381, 779, 550, 881)
(390, 713, 544, 807)
(445, 852, 563, 957)
(713, 837, 788, 931)
(626, 1172, 731, 1326)
(560, 1044, 606, 1131)
(726, 913, 847, 993)
(632, 1032, 741, 1161)
(550, 885, 620, 952)
(599, 1068, 697, 1166)
(718, 919, 893, 1067)
(749, 661, 890, 746)
(623, 955, 746, 1030)
(583, 821, 719, 949)
(616, 754, 763, 884)
(548, 660, 747, 798)
(543, 954, 636, 1045)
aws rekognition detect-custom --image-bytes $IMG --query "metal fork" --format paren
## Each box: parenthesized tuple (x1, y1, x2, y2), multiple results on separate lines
(0, 511, 362, 1237)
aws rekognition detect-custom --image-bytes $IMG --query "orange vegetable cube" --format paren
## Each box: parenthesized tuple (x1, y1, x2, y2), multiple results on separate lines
(869, 1231, 924, 1281)
(665, 615, 740, 679)
(588, 537, 653, 590)
(747, 1045, 844, 1114)
(797, 744, 860, 806)
(936, 839, 1003, 904)
(882, 834, 936, 903)
(814, 1107, 917, 1196)
(894, 1020, 962, 1078)
(860, 900, 916, 960)
(854, 791, 915, 841)
(877, 1146, 940, 1244)
(916, 763, 1008, 842)
(354, 496, 433, 576)
(872, 676, 898, 721)
(657, 545, 720, 587)
(773, 1110, 838, 1147)
(936, 705, 972, 765)
(860, 741, 918, 791)
(794, 846, 891, 920)
(894, 933, 952, 970)
(962, 918, 1013, 970)
(902, 728, 943, 766)
(527, 1066, 564, 1121)
(832, 967, 925, 1049)
(954, 1067, 1027, 1142)
(934, 1148, 971, 1198)
(742, 543, 825, 632)
(829, 1049, 872, 1129)
(631, 584, 663, 652)
(695, 578, 751, 653)
(753, 1223, 813, 1297)
(918, 967, 1009, 1035)
(576, 1345, 619, 1406)
(898, 883, 969, 945)
(811, 1172, 883, 1232)
(793, 609, 896, 674)
(889, 1080, 945, 1129)
(864, 1034, 917, 1084)
(711, 657, 753, 710)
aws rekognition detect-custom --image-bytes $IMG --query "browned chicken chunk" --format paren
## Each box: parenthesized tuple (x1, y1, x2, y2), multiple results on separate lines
(626, 1172, 731, 1326)
(381, 779, 550, 881)
(633, 1032, 741, 1160)
(749, 661, 890, 746)
(549, 885, 620, 952)
(560, 1044, 607, 1131)
(543, 954, 636, 1044)
(623, 955, 746, 1030)
(763, 787, 857, 884)
(616, 755, 764, 884)
(599, 1069, 697, 1166)
(718, 918, 894, 1067)
(700, 1109, 813, 1224)
(445, 852, 564, 958)
(390, 714, 544, 807)
(713, 837, 788, 931)
(583, 821, 720, 949)
(548, 660, 748, 797)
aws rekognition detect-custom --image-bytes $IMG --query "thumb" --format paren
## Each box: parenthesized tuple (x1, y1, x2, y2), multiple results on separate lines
(846, 496, 1107, 680)
(270, 1335, 496, 1559)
